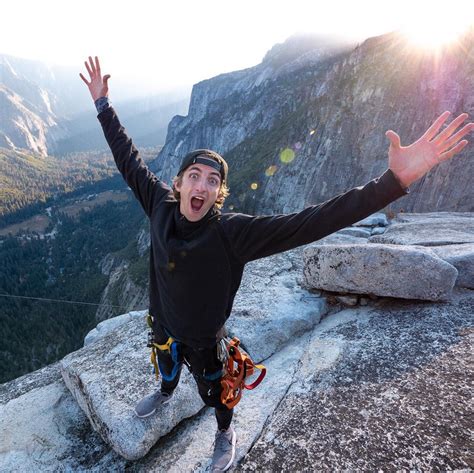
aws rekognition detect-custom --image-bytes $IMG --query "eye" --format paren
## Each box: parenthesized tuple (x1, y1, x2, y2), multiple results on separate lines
(209, 178, 218, 186)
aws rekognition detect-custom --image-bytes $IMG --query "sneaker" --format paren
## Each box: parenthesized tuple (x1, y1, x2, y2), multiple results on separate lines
(134, 390, 173, 418)
(210, 425, 237, 472)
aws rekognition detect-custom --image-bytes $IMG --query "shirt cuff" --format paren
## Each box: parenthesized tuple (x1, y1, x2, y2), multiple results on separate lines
(384, 168, 410, 195)
(94, 96, 111, 114)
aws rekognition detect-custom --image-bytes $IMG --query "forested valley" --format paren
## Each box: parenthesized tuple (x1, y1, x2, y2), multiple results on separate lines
(0, 148, 160, 383)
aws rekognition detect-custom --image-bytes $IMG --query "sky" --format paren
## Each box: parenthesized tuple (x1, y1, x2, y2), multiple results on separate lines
(2, 0, 474, 95)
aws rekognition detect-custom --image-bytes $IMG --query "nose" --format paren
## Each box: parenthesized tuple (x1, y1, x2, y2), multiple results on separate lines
(193, 177, 206, 193)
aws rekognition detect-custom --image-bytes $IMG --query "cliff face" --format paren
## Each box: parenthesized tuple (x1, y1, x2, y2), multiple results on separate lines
(0, 58, 64, 156)
(153, 35, 354, 182)
(0, 54, 190, 156)
(153, 31, 474, 214)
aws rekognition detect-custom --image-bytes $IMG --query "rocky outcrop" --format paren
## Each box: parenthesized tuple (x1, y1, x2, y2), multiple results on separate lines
(84, 310, 147, 346)
(239, 290, 474, 471)
(1, 209, 472, 471)
(304, 212, 474, 298)
(377, 212, 474, 290)
(59, 247, 327, 460)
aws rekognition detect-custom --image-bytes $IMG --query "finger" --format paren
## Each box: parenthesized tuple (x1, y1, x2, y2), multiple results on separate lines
(103, 74, 111, 86)
(431, 113, 468, 146)
(438, 122, 474, 153)
(88, 56, 96, 74)
(421, 111, 451, 142)
(438, 140, 468, 162)
(84, 60, 93, 78)
(95, 56, 101, 77)
(385, 130, 401, 149)
(79, 72, 90, 85)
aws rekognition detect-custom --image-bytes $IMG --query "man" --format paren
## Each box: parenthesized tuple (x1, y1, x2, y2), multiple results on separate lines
(80, 56, 473, 471)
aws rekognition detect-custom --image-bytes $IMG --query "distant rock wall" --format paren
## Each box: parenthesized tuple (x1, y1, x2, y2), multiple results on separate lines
(154, 32, 474, 214)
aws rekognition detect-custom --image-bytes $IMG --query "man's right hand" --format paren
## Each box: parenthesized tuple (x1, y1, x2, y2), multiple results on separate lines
(79, 56, 110, 102)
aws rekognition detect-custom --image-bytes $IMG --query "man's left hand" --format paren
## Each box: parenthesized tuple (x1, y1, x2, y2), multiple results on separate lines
(386, 111, 474, 188)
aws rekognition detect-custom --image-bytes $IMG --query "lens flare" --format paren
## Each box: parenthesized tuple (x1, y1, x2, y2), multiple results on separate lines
(250, 182, 258, 190)
(280, 148, 295, 164)
(265, 165, 278, 176)
(400, 6, 474, 50)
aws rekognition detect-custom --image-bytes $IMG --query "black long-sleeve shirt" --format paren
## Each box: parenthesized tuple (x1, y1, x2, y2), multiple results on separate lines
(97, 105, 409, 348)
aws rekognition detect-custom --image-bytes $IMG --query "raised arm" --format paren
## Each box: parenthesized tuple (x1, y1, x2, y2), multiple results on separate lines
(222, 168, 407, 263)
(223, 111, 474, 264)
(80, 56, 172, 217)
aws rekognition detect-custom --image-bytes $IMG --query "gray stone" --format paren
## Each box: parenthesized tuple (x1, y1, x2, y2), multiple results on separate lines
(370, 226, 386, 235)
(228, 248, 327, 361)
(316, 233, 368, 245)
(60, 318, 205, 461)
(303, 243, 458, 301)
(240, 290, 474, 471)
(84, 310, 147, 346)
(335, 294, 359, 306)
(337, 227, 372, 238)
(353, 212, 389, 227)
(429, 243, 474, 289)
(0, 364, 124, 471)
(369, 212, 474, 246)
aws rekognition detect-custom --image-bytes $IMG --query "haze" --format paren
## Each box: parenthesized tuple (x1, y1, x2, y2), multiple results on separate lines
(2, 0, 474, 95)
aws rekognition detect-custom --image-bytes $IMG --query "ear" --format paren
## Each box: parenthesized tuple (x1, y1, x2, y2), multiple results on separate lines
(174, 178, 182, 191)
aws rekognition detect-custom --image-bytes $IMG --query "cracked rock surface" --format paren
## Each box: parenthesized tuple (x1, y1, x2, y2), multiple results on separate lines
(238, 289, 474, 471)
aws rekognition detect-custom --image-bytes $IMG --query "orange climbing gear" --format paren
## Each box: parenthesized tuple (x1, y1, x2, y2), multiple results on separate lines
(219, 336, 266, 409)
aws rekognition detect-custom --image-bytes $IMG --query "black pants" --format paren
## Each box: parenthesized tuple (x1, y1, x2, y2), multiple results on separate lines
(153, 322, 233, 431)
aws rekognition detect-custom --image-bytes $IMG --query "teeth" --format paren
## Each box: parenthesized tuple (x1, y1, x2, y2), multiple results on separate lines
(193, 196, 204, 201)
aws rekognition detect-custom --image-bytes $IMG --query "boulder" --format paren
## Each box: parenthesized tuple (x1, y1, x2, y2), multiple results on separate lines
(370, 226, 386, 235)
(337, 227, 372, 238)
(84, 309, 147, 346)
(0, 363, 125, 470)
(303, 243, 458, 301)
(316, 233, 368, 245)
(353, 212, 389, 227)
(61, 318, 205, 460)
(429, 243, 474, 289)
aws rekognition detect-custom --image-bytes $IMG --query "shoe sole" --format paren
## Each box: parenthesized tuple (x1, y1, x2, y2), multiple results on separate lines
(134, 396, 172, 418)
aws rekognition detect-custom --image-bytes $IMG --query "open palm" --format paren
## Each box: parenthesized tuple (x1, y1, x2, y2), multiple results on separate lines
(386, 111, 474, 188)
(79, 56, 110, 102)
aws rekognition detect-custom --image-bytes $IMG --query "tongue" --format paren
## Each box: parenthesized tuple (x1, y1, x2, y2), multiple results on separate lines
(191, 197, 204, 211)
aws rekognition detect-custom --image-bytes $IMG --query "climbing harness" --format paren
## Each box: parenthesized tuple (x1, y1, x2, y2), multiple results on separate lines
(219, 336, 266, 409)
(146, 313, 182, 381)
(145, 314, 266, 407)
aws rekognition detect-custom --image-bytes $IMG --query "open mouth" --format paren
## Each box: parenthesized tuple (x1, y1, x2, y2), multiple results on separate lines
(190, 196, 205, 212)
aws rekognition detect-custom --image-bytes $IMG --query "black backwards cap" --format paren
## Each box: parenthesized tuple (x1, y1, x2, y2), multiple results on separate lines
(177, 149, 228, 183)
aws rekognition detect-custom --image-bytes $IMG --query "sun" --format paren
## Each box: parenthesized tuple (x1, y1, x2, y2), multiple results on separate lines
(400, 5, 474, 50)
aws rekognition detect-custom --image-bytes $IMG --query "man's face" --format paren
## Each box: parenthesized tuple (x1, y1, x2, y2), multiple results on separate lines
(175, 163, 222, 222)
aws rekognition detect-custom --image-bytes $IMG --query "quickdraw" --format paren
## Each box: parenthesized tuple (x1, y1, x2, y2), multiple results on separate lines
(220, 337, 266, 409)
